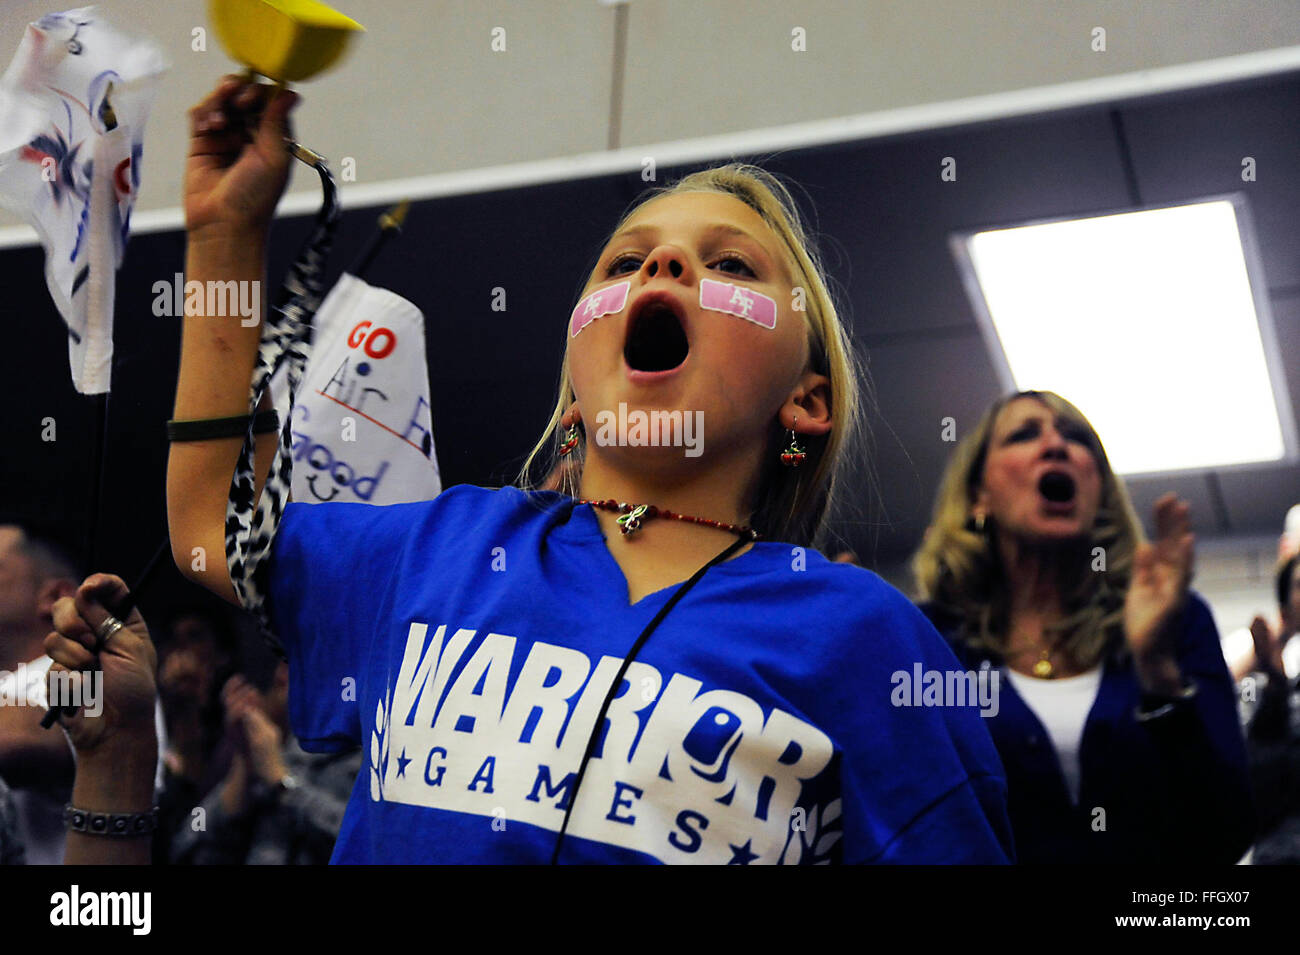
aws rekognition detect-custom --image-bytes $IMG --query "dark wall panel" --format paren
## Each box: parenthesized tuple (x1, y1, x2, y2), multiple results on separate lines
(2, 70, 1297, 605)
(848, 328, 1003, 565)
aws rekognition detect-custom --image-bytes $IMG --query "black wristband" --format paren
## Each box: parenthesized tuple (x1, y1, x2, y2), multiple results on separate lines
(166, 410, 281, 442)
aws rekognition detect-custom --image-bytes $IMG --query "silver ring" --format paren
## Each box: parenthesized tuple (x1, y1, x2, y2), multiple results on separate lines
(95, 615, 126, 648)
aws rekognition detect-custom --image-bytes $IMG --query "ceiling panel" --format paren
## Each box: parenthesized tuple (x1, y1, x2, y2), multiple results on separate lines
(753, 110, 1135, 340)
(620, 0, 1300, 150)
(1119, 76, 1300, 290)
(1214, 462, 1300, 535)
(1121, 474, 1223, 538)
(0, 0, 618, 228)
(1262, 291, 1300, 450)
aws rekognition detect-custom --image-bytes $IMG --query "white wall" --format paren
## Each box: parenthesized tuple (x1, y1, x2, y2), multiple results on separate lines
(1195, 535, 1291, 670)
(3, 0, 1300, 228)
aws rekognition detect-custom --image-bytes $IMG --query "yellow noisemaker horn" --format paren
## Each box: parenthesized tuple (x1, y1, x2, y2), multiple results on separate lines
(209, 0, 364, 83)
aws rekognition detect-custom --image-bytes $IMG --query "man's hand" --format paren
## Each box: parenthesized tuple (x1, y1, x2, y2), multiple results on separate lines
(241, 706, 288, 786)
(220, 675, 285, 785)
(1250, 614, 1286, 677)
(45, 574, 158, 865)
(217, 674, 286, 818)
(44, 574, 157, 754)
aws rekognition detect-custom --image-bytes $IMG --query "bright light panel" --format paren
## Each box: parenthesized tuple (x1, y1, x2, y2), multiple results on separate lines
(963, 200, 1289, 474)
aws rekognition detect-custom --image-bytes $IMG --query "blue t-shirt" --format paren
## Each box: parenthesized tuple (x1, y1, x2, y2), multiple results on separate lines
(268, 485, 1014, 864)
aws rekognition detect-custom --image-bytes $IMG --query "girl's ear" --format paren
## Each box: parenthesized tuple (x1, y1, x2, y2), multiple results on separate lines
(782, 372, 832, 434)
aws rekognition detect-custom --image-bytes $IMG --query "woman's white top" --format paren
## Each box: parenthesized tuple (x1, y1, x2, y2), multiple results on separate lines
(1284, 636, 1300, 680)
(1004, 664, 1103, 805)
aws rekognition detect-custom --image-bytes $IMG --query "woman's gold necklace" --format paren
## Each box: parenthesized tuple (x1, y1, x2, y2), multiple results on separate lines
(1031, 648, 1055, 678)
(1009, 627, 1060, 678)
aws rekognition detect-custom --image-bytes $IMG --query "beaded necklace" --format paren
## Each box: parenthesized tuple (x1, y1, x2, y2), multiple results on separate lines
(578, 498, 759, 541)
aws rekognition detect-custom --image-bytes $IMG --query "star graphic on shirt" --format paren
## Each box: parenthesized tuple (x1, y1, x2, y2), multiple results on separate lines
(396, 748, 411, 778)
(727, 839, 759, 865)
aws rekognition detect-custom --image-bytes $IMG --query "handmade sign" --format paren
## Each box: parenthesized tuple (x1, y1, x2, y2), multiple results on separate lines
(269, 273, 442, 505)
(0, 7, 167, 393)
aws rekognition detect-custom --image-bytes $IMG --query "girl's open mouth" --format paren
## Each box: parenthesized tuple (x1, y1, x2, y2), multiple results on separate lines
(624, 297, 690, 373)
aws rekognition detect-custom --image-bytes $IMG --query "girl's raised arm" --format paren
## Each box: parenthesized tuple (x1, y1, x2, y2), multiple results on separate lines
(166, 76, 300, 605)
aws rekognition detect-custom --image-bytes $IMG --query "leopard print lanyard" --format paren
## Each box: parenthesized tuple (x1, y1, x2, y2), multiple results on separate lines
(225, 155, 341, 653)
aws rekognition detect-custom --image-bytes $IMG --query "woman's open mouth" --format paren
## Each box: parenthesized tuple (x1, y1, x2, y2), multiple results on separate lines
(1038, 470, 1077, 513)
(624, 295, 690, 374)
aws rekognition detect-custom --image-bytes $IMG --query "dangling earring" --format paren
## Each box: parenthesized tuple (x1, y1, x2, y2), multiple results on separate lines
(559, 418, 580, 457)
(972, 512, 986, 533)
(780, 414, 806, 467)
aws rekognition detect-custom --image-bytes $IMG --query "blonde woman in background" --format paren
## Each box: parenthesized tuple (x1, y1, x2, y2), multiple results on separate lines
(912, 390, 1254, 863)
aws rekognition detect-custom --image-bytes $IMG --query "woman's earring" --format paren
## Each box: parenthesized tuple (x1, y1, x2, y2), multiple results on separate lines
(972, 512, 986, 533)
(559, 419, 580, 457)
(780, 415, 806, 467)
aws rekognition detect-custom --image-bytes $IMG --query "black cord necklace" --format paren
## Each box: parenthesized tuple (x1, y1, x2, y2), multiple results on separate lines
(548, 530, 752, 865)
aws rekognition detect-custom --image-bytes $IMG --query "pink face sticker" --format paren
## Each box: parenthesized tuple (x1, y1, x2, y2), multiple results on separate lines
(699, 279, 777, 330)
(569, 281, 631, 337)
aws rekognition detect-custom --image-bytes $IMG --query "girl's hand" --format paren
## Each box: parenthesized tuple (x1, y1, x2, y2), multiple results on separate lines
(1124, 493, 1194, 691)
(184, 75, 300, 240)
(44, 575, 158, 755)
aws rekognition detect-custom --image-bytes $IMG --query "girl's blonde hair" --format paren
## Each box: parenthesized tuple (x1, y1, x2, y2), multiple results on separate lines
(517, 162, 865, 548)
(911, 390, 1144, 668)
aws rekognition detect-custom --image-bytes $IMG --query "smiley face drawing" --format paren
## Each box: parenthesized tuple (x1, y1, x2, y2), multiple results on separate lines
(305, 471, 342, 501)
